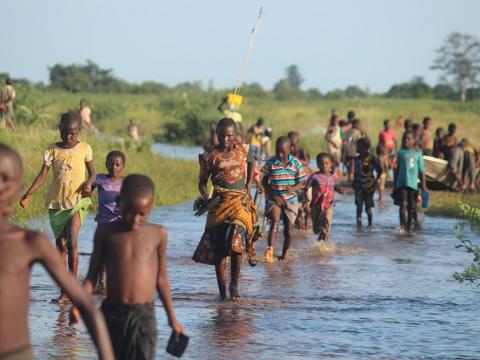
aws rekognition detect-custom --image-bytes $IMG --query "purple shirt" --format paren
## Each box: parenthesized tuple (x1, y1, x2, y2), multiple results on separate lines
(93, 174, 123, 224)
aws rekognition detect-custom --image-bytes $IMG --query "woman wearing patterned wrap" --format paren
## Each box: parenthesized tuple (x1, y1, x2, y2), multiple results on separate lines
(193, 118, 260, 301)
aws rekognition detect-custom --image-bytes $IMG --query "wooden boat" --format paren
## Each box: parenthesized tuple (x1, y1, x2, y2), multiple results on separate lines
(423, 155, 456, 190)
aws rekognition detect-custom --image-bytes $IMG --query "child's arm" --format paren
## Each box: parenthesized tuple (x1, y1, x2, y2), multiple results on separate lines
(81, 161, 96, 197)
(156, 227, 184, 335)
(20, 164, 50, 208)
(373, 156, 383, 182)
(334, 184, 346, 194)
(246, 158, 256, 192)
(33, 232, 114, 360)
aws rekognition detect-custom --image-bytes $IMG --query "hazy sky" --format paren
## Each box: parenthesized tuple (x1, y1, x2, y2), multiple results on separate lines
(2, 0, 479, 92)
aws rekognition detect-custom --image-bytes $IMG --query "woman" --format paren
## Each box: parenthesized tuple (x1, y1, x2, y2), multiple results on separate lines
(193, 118, 260, 300)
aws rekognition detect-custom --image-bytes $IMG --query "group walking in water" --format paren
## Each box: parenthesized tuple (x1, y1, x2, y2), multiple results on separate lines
(0, 101, 477, 359)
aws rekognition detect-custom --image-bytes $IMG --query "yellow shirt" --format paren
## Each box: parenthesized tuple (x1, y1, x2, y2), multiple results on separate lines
(43, 142, 93, 210)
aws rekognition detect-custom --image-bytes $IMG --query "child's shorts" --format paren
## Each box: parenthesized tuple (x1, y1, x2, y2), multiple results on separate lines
(392, 187, 418, 210)
(265, 197, 299, 225)
(354, 189, 375, 208)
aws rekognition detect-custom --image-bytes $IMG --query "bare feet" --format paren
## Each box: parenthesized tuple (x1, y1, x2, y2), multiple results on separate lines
(229, 285, 241, 301)
(264, 246, 274, 263)
(52, 293, 70, 304)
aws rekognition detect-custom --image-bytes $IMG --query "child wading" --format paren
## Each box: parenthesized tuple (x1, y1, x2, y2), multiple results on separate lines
(21, 112, 95, 303)
(72, 174, 184, 360)
(0, 143, 114, 360)
(392, 131, 426, 233)
(262, 136, 307, 261)
(305, 153, 345, 241)
(353, 137, 382, 227)
(92, 150, 125, 293)
(193, 118, 260, 300)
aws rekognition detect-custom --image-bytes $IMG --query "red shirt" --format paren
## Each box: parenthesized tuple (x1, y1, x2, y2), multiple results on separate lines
(378, 130, 397, 151)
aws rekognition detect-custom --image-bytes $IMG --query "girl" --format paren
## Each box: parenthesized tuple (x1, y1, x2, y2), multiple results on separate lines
(92, 150, 126, 292)
(305, 153, 345, 241)
(21, 112, 95, 303)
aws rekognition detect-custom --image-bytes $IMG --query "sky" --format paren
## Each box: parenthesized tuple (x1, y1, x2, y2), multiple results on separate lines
(2, 0, 479, 92)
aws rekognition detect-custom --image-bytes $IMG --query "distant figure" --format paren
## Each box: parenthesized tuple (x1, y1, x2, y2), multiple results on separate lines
(395, 116, 404, 130)
(71, 174, 185, 359)
(20, 112, 95, 303)
(1, 78, 16, 129)
(247, 117, 265, 156)
(325, 114, 342, 170)
(127, 118, 140, 144)
(217, 95, 244, 135)
(462, 139, 477, 193)
(344, 118, 364, 181)
(392, 130, 426, 233)
(261, 127, 273, 158)
(296, 148, 312, 231)
(449, 139, 465, 191)
(421, 116, 433, 156)
(79, 99, 94, 134)
(403, 118, 413, 132)
(433, 127, 446, 159)
(411, 123, 422, 151)
(353, 137, 382, 227)
(262, 136, 307, 261)
(305, 153, 345, 241)
(0, 143, 114, 360)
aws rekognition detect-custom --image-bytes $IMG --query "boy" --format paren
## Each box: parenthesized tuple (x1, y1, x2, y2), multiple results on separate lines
(353, 137, 382, 227)
(344, 118, 364, 181)
(262, 137, 307, 261)
(0, 143, 113, 360)
(421, 116, 433, 156)
(393, 131, 426, 233)
(72, 174, 184, 360)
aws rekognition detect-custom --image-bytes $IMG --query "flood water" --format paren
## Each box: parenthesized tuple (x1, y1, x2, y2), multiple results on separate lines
(28, 192, 480, 359)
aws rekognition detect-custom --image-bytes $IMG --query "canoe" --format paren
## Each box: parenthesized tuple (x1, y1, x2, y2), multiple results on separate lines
(423, 155, 456, 190)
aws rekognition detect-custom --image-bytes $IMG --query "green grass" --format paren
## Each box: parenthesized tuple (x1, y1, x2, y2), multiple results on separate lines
(426, 191, 480, 218)
(0, 126, 198, 223)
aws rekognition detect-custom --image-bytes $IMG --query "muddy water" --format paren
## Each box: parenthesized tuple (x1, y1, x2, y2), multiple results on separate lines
(27, 191, 480, 359)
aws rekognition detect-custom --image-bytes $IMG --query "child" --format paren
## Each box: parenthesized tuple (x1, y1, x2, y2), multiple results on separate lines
(325, 114, 342, 171)
(0, 143, 114, 360)
(288, 131, 301, 156)
(72, 174, 184, 359)
(344, 118, 363, 181)
(296, 148, 312, 230)
(262, 136, 307, 261)
(392, 131, 426, 233)
(305, 153, 345, 241)
(20, 112, 95, 303)
(433, 127, 446, 159)
(92, 150, 126, 292)
(353, 137, 382, 227)
(421, 116, 433, 156)
(127, 118, 140, 145)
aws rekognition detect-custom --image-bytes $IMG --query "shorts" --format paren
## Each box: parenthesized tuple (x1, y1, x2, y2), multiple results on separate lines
(265, 197, 300, 225)
(392, 187, 417, 210)
(354, 189, 375, 209)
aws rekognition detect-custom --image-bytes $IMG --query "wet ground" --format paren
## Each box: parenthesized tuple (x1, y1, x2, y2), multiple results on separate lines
(28, 192, 480, 359)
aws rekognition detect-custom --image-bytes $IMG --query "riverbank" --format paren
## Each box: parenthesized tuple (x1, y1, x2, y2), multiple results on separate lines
(426, 191, 480, 217)
(0, 126, 198, 223)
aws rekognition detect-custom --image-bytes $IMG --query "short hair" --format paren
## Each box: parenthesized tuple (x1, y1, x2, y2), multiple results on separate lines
(423, 116, 431, 125)
(106, 150, 126, 163)
(217, 118, 237, 133)
(404, 118, 413, 130)
(338, 120, 346, 127)
(383, 119, 390, 127)
(435, 127, 444, 136)
(60, 111, 81, 127)
(412, 123, 421, 132)
(448, 123, 456, 132)
(121, 174, 155, 201)
(6, 78, 12, 86)
(0, 143, 22, 174)
(276, 136, 291, 149)
(357, 136, 371, 150)
(330, 114, 339, 125)
(287, 131, 300, 143)
(402, 130, 415, 148)
(256, 117, 264, 126)
(352, 118, 360, 128)
(316, 152, 332, 164)
(347, 110, 355, 120)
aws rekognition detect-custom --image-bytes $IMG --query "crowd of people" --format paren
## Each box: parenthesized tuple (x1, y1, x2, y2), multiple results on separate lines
(0, 96, 478, 359)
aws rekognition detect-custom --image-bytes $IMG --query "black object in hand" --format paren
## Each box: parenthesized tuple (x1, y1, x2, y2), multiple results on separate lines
(166, 331, 189, 358)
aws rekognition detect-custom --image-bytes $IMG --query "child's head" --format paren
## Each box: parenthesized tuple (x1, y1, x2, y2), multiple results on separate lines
(338, 119, 346, 128)
(435, 127, 445, 139)
(316, 152, 333, 175)
(0, 143, 23, 217)
(448, 123, 456, 135)
(404, 118, 413, 131)
(423, 116, 432, 129)
(59, 112, 81, 145)
(216, 118, 237, 148)
(402, 130, 415, 150)
(79, 99, 87, 108)
(275, 136, 291, 163)
(329, 114, 339, 126)
(347, 110, 355, 121)
(119, 174, 155, 230)
(106, 150, 126, 177)
(383, 119, 391, 130)
(412, 123, 422, 136)
(357, 137, 371, 155)
(256, 117, 264, 127)
(287, 131, 300, 154)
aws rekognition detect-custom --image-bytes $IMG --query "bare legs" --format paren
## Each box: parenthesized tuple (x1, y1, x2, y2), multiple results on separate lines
(215, 253, 242, 301)
(266, 205, 293, 261)
(54, 212, 81, 303)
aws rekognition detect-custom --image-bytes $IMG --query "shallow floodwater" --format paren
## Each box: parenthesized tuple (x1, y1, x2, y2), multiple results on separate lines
(28, 192, 480, 359)
(151, 143, 203, 161)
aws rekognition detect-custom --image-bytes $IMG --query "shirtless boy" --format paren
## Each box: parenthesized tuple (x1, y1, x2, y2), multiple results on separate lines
(72, 174, 184, 360)
(0, 143, 113, 360)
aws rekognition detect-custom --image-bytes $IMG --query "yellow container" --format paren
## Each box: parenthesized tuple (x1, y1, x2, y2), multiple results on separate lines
(227, 93, 243, 108)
